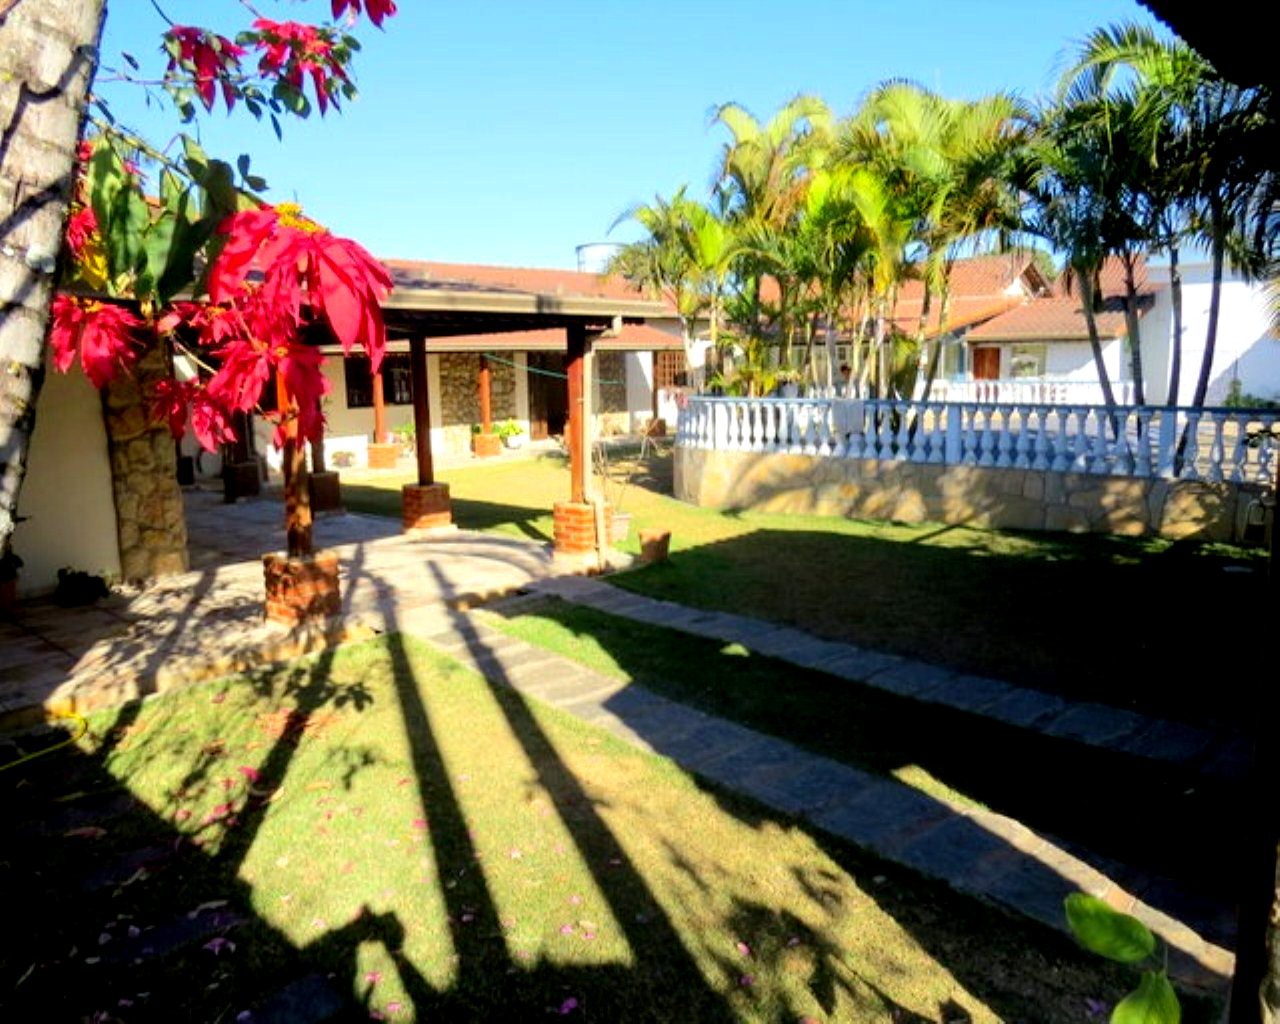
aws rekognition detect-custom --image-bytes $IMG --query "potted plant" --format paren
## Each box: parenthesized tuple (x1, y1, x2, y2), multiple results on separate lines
(496, 418, 526, 449)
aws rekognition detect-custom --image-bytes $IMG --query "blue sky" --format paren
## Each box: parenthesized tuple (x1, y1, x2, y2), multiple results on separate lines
(97, 0, 1160, 269)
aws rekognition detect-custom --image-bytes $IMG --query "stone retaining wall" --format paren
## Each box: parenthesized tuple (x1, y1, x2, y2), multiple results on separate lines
(675, 446, 1267, 543)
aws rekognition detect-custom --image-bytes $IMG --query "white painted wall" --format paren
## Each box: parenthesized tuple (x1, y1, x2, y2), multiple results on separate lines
(1143, 263, 1278, 405)
(15, 368, 122, 595)
(1044, 338, 1128, 383)
(625, 351, 654, 431)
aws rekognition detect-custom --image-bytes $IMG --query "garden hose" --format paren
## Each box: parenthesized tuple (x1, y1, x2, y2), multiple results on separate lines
(0, 711, 87, 772)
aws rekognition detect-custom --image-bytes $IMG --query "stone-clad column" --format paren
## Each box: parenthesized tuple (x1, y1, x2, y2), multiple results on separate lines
(102, 342, 188, 581)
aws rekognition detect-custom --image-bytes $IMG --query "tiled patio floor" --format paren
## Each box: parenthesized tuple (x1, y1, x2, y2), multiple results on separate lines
(0, 486, 584, 728)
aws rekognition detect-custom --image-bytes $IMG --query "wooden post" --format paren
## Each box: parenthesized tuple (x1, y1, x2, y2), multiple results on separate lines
(372, 366, 387, 444)
(566, 323, 586, 503)
(276, 373, 312, 558)
(478, 354, 493, 434)
(410, 335, 433, 486)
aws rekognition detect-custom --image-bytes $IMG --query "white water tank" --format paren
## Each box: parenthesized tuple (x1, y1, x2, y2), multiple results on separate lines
(575, 242, 622, 274)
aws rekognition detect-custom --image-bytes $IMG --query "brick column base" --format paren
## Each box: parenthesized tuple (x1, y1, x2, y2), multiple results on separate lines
(554, 501, 611, 554)
(367, 442, 400, 470)
(403, 482, 452, 530)
(472, 432, 501, 458)
(264, 551, 340, 625)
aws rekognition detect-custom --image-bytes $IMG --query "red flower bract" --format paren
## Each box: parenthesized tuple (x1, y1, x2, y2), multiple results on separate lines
(252, 19, 349, 115)
(331, 0, 398, 28)
(150, 378, 238, 453)
(50, 295, 144, 388)
(210, 204, 391, 373)
(165, 26, 247, 113)
(65, 205, 99, 260)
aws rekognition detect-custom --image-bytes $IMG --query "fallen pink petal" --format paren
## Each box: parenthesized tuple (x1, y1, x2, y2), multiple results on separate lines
(238, 766, 261, 783)
(736, 941, 751, 957)
(203, 937, 235, 955)
(557, 996, 579, 1014)
(739, 974, 755, 987)
(364, 971, 382, 984)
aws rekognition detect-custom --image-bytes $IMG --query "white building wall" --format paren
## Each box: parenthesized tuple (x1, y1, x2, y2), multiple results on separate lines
(625, 351, 654, 432)
(1144, 263, 1278, 405)
(16, 368, 122, 595)
(1044, 338, 1127, 383)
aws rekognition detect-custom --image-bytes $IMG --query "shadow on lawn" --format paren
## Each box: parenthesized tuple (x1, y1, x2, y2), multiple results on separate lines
(2, 538, 734, 1020)
(610, 526, 1267, 731)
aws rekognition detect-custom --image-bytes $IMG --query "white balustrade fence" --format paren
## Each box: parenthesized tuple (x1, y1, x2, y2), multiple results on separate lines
(925, 378, 1137, 406)
(676, 396, 1280, 487)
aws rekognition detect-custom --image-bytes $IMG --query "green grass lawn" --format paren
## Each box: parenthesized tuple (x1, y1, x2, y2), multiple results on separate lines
(0, 637, 1178, 1022)
(343, 450, 1265, 726)
(480, 597, 1243, 911)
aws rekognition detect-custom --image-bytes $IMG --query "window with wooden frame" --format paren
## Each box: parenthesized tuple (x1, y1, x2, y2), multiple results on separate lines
(654, 349, 688, 389)
(345, 354, 414, 408)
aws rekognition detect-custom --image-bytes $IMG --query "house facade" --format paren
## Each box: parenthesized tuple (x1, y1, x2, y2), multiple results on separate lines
(918, 254, 1278, 407)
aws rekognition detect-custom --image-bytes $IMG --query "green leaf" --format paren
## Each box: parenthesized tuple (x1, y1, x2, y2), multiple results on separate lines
(237, 154, 251, 180)
(105, 186, 151, 284)
(1111, 971, 1180, 1024)
(1065, 894, 1156, 964)
(87, 145, 124, 231)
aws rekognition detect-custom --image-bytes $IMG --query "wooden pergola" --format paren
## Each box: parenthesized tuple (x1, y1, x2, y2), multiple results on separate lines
(346, 272, 668, 553)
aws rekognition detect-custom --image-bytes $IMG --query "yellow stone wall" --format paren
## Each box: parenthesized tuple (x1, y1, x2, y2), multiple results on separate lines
(674, 447, 1262, 543)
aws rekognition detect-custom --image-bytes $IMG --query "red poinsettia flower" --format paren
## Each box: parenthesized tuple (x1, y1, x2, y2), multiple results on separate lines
(65, 204, 98, 257)
(252, 19, 349, 115)
(210, 203, 391, 372)
(150, 378, 238, 452)
(165, 26, 247, 113)
(331, 0, 398, 27)
(49, 295, 144, 388)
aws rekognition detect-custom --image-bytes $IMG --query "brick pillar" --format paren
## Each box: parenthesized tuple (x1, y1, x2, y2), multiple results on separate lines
(403, 482, 452, 530)
(263, 550, 340, 625)
(554, 501, 611, 554)
(367, 443, 400, 470)
(472, 432, 501, 458)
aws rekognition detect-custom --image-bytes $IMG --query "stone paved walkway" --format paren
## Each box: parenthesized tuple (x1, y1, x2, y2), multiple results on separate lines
(405, 596, 1236, 994)
(528, 574, 1253, 787)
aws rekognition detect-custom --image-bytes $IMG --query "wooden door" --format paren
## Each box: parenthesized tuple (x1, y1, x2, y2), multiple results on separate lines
(972, 347, 1000, 380)
(527, 352, 567, 440)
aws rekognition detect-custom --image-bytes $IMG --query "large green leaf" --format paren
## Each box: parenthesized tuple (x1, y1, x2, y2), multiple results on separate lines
(1065, 893, 1156, 964)
(87, 146, 124, 239)
(1111, 971, 1180, 1024)
(104, 184, 151, 287)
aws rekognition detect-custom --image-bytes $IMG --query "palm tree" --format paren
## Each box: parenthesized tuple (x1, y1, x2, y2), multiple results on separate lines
(607, 188, 709, 372)
(1022, 102, 1121, 413)
(843, 82, 1028, 399)
(1061, 22, 1273, 409)
(711, 95, 833, 345)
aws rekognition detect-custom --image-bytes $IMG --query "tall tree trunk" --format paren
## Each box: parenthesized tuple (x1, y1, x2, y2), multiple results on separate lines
(1079, 273, 1119, 421)
(1166, 244, 1183, 407)
(1121, 252, 1146, 406)
(912, 282, 934, 400)
(0, 0, 107, 556)
(1190, 198, 1226, 410)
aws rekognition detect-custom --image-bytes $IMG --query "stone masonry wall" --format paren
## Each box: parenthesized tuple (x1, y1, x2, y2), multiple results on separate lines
(438, 354, 516, 454)
(675, 446, 1264, 543)
(103, 343, 189, 580)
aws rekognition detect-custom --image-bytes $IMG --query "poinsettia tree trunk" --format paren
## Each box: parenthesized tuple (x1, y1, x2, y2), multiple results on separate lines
(0, 0, 107, 555)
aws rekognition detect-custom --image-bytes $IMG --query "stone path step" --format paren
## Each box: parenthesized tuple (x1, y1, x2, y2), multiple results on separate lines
(527, 576, 1251, 784)
(412, 611, 1235, 994)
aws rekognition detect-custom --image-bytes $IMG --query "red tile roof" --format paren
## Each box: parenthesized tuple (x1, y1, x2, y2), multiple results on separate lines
(967, 257, 1157, 342)
(382, 259, 666, 307)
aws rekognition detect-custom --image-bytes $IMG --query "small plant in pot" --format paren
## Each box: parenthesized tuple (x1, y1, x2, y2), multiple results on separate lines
(496, 418, 526, 449)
